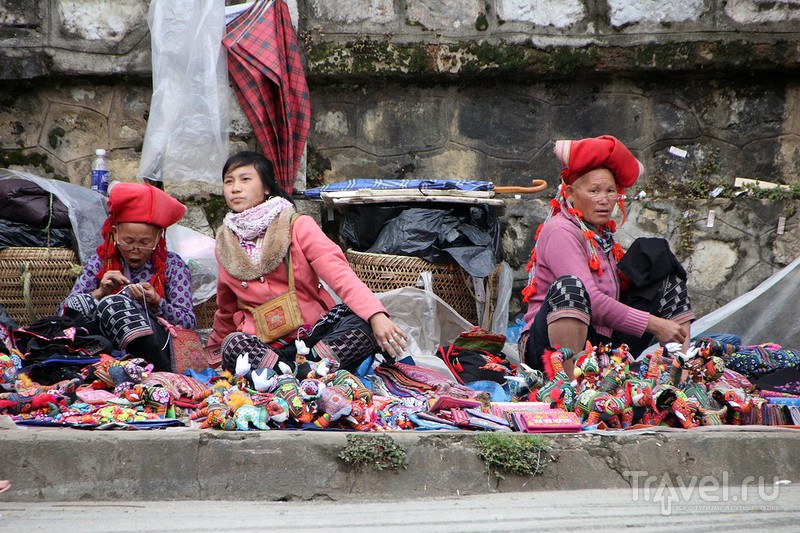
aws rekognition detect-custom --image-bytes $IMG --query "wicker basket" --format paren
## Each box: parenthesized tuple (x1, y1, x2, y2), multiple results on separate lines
(346, 250, 479, 324)
(194, 298, 217, 330)
(0, 246, 220, 331)
(0, 247, 81, 327)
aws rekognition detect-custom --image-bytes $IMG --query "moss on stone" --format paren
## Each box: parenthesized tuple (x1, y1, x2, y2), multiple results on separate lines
(306, 146, 331, 189)
(0, 149, 56, 175)
(475, 14, 489, 32)
(548, 46, 598, 75)
(47, 126, 66, 149)
(633, 42, 695, 70)
(184, 193, 228, 231)
(305, 38, 799, 81)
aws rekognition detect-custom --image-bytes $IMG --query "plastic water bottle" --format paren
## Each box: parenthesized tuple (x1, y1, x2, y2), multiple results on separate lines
(91, 149, 110, 195)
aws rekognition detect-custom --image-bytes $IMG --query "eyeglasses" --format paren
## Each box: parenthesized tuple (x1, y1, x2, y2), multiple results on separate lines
(114, 241, 158, 253)
(574, 190, 622, 201)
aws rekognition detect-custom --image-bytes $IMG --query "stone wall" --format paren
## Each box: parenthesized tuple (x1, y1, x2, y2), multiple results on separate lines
(1, 0, 800, 322)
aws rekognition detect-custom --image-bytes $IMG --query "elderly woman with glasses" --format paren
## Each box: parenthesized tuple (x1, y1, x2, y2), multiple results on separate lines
(61, 182, 195, 371)
(520, 135, 694, 378)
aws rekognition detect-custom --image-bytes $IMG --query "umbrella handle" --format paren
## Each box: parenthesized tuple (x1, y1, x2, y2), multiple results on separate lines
(494, 179, 548, 194)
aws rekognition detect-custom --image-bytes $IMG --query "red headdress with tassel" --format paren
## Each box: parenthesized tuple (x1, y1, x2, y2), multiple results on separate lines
(96, 183, 186, 298)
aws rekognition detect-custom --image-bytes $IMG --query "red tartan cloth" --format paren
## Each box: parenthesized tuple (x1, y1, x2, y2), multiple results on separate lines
(223, 0, 310, 193)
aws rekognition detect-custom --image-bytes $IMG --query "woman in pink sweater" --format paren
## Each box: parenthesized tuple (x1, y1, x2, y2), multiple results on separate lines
(520, 136, 693, 378)
(208, 152, 407, 377)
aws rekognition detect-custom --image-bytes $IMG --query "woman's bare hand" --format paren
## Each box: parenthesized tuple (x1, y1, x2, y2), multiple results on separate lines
(369, 313, 408, 361)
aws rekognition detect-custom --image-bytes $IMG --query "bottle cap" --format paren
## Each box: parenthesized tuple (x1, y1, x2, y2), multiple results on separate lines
(95, 149, 106, 156)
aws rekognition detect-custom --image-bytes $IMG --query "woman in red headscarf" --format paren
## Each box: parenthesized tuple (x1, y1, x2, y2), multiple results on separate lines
(61, 182, 195, 371)
(520, 135, 694, 378)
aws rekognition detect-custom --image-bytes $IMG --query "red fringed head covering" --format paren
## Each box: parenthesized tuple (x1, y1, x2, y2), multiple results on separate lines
(96, 183, 186, 298)
(521, 136, 642, 304)
(554, 134, 643, 188)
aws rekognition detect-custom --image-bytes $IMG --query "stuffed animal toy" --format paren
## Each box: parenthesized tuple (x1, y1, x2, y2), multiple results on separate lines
(654, 384, 698, 429)
(623, 378, 658, 424)
(711, 386, 752, 425)
(573, 345, 601, 392)
(537, 376, 576, 412)
(294, 339, 337, 380)
(683, 382, 726, 426)
(124, 384, 173, 417)
(314, 383, 357, 428)
(678, 341, 726, 383)
(233, 403, 269, 430)
(507, 362, 546, 401)
(641, 347, 668, 384)
(542, 346, 575, 380)
(190, 394, 231, 429)
(266, 397, 290, 426)
(222, 392, 269, 431)
(538, 348, 577, 411)
(273, 374, 314, 424)
(321, 370, 372, 405)
(234, 353, 280, 392)
(0, 354, 18, 391)
(598, 344, 633, 392)
(341, 399, 378, 431)
(298, 378, 324, 400)
(574, 388, 632, 428)
(193, 378, 232, 403)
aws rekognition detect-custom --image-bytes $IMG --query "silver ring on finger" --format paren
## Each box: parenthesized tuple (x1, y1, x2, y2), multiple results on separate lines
(388, 339, 395, 344)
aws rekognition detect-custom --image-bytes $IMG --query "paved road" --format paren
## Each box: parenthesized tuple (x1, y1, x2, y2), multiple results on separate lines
(2, 485, 797, 532)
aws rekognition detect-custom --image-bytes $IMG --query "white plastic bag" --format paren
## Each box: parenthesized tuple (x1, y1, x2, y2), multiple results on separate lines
(138, 0, 229, 184)
(375, 287, 473, 381)
(165, 225, 218, 306)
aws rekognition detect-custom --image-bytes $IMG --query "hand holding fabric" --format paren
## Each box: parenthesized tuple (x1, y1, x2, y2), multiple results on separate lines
(126, 282, 162, 311)
(94, 270, 129, 299)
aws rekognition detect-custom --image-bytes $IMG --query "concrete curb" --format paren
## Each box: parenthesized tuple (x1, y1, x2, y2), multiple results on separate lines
(2, 427, 799, 502)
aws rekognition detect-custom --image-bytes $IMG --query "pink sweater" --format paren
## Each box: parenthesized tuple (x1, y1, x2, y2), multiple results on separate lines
(207, 215, 387, 352)
(522, 211, 650, 339)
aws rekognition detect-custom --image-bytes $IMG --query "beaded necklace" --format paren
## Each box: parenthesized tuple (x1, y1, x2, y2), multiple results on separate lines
(521, 183, 626, 303)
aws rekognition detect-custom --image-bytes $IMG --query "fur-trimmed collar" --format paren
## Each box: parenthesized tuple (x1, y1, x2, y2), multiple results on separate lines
(216, 208, 296, 280)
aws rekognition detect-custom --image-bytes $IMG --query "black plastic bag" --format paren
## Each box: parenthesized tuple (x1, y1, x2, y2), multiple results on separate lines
(0, 218, 73, 249)
(0, 178, 70, 228)
(341, 204, 502, 278)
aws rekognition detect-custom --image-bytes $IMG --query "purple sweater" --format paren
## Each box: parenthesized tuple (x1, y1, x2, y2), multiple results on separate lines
(67, 251, 196, 329)
(523, 211, 650, 339)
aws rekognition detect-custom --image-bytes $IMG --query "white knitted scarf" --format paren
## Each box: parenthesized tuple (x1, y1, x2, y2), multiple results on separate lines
(223, 196, 293, 241)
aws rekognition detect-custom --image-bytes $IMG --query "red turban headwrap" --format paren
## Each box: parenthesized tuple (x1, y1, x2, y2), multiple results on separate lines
(107, 182, 186, 228)
(553, 135, 643, 188)
(95, 183, 186, 298)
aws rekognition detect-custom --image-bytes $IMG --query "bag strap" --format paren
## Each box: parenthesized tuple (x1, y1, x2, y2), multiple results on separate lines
(238, 212, 301, 312)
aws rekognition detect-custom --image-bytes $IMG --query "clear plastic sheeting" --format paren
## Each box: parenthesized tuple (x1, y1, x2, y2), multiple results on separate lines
(479, 261, 513, 336)
(375, 287, 471, 381)
(139, 0, 229, 184)
(0, 170, 106, 263)
(165, 225, 218, 307)
(374, 287, 520, 380)
(692, 255, 800, 347)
